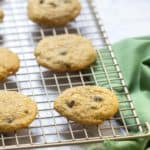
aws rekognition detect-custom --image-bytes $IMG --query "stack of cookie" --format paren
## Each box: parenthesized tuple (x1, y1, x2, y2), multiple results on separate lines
(0, 0, 119, 133)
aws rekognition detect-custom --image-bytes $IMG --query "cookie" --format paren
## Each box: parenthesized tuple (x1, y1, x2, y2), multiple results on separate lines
(0, 48, 20, 81)
(54, 86, 119, 125)
(0, 9, 4, 22)
(34, 34, 96, 72)
(0, 91, 37, 132)
(27, 0, 81, 26)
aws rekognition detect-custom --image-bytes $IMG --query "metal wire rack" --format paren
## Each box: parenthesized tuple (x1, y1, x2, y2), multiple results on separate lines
(0, 0, 149, 149)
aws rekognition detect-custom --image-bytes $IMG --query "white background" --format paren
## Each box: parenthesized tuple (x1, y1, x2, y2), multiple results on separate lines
(96, 0, 150, 42)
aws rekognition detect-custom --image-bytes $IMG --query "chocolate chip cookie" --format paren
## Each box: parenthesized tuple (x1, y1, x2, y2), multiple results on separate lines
(0, 91, 37, 132)
(54, 86, 119, 125)
(0, 48, 20, 81)
(27, 0, 81, 26)
(34, 34, 96, 72)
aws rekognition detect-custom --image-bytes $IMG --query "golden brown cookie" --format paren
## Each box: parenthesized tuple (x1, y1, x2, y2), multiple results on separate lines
(0, 48, 20, 81)
(27, 0, 81, 26)
(34, 34, 96, 72)
(54, 86, 119, 125)
(0, 91, 37, 132)
(0, 9, 4, 22)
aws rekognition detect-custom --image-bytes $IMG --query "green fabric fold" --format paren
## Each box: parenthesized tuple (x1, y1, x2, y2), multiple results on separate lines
(87, 136, 150, 150)
(87, 36, 150, 150)
(112, 36, 150, 124)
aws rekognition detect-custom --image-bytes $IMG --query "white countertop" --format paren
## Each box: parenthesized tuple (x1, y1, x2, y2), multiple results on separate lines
(96, 0, 150, 42)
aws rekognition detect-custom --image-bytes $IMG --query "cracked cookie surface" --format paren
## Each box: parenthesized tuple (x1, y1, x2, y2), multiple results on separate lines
(34, 34, 96, 72)
(0, 91, 37, 132)
(54, 86, 119, 125)
(0, 48, 20, 81)
(27, 0, 81, 26)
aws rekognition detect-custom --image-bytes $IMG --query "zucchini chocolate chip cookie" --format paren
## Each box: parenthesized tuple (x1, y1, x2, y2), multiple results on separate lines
(54, 86, 119, 125)
(0, 91, 37, 132)
(0, 48, 20, 81)
(27, 0, 81, 26)
(34, 34, 96, 72)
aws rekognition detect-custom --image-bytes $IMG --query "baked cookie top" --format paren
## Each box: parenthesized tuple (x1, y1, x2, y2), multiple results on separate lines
(0, 91, 37, 132)
(27, 0, 81, 26)
(54, 86, 119, 125)
(0, 48, 20, 81)
(34, 34, 96, 72)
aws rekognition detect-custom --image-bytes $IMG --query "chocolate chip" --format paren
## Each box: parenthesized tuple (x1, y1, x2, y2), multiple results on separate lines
(46, 57, 51, 60)
(63, 0, 71, 3)
(49, 2, 57, 7)
(66, 100, 75, 108)
(39, 0, 57, 7)
(5, 117, 14, 124)
(91, 106, 97, 109)
(53, 61, 71, 69)
(60, 51, 67, 56)
(93, 95, 103, 102)
(24, 110, 29, 114)
(39, 0, 44, 4)
(63, 63, 71, 69)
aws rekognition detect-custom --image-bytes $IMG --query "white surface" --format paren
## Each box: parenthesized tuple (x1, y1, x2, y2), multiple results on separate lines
(96, 0, 150, 42)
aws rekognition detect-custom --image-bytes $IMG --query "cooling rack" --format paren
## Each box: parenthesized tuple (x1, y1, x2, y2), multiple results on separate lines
(0, 0, 149, 149)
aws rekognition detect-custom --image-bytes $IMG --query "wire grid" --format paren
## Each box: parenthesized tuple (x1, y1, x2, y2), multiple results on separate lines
(0, 0, 149, 149)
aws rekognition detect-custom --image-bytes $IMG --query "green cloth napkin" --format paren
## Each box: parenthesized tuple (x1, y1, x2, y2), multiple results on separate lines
(87, 137, 150, 150)
(113, 36, 150, 124)
(88, 36, 150, 150)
